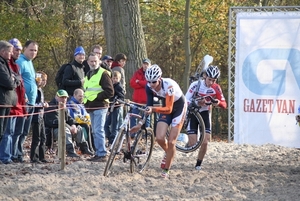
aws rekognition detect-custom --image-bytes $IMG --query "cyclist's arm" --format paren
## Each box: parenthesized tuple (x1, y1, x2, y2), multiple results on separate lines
(213, 84, 227, 109)
(146, 85, 154, 106)
(152, 86, 175, 114)
(185, 81, 197, 104)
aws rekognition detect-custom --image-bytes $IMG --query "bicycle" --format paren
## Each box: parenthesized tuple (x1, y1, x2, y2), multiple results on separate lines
(103, 99, 155, 177)
(175, 95, 218, 153)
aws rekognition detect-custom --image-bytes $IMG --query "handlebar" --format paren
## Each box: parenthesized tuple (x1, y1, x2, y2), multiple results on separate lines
(193, 95, 218, 106)
(113, 99, 147, 112)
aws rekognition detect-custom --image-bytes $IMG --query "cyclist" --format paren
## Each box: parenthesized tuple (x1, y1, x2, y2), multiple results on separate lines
(185, 65, 227, 170)
(130, 64, 187, 178)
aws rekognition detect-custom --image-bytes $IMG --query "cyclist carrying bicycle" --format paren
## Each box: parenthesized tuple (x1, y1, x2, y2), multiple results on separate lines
(130, 64, 187, 178)
(185, 65, 227, 170)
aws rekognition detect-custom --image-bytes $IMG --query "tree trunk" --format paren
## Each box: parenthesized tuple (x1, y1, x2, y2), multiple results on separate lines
(183, 0, 191, 93)
(101, 0, 148, 98)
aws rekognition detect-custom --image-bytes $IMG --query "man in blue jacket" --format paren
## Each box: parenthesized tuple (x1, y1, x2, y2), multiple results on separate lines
(15, 40, 38, 162)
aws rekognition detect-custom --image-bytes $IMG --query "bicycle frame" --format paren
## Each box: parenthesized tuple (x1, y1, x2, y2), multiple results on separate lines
(109, 110, 142, 155)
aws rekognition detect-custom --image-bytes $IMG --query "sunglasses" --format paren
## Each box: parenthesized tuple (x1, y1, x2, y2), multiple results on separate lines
(148, 81, 158, 84)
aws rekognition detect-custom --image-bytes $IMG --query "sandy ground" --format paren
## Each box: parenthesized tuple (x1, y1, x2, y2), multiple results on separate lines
(0, 141, 299, 201)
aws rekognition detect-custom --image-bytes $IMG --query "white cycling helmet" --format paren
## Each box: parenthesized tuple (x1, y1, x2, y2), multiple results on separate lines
(145, 64, 162, 82)
(206, 65, 220, 79)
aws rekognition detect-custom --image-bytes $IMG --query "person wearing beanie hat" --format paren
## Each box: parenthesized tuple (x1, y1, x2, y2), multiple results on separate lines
(61, 46, 85, 96)
(9, 38, 23, 50)
(4, 38, 27, 164)
(74, 46, 85, 56)
(129, 58, 152, 135)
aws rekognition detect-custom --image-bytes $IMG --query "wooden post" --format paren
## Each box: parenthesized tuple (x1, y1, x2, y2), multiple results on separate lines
(58, 102, 66, 170)
(209, 106, 212, 141)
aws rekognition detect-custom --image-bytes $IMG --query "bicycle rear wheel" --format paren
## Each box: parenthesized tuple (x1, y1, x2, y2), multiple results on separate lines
(103, 128, 124, 176)
(175, 111, 205, 153)
(130, 127, 154, 173)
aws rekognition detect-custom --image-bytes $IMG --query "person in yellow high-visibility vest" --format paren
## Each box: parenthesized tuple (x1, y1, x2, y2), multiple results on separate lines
(83, 52, 114, 162)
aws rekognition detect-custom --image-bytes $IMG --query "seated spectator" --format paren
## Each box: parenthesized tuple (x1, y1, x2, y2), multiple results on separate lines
(44, 89, 88, 158)
(104, 71, 125, 146)
(67, 88, 94, 155)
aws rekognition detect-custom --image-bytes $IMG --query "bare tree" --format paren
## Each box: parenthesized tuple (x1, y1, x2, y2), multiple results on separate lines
(101, 0, 148, 98)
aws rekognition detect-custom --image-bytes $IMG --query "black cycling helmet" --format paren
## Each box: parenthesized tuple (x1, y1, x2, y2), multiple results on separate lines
(206, 65, 220, 79)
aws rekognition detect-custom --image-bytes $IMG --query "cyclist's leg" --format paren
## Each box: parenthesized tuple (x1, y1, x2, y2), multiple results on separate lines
(155, 121, 169, 152)
(187, 113, 199, 147)
(195, 110, 211, 169)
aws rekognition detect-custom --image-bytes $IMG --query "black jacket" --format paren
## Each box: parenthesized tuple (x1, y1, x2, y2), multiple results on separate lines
(44, 98, 76, 128)
(62, 60, 84, 96)
(32, 88, 44, 123)
(109, 82, 125, 104)
(0, 56, 17, 106)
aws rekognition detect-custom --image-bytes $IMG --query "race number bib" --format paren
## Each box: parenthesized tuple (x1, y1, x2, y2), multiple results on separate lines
(167, 87, 174, 96)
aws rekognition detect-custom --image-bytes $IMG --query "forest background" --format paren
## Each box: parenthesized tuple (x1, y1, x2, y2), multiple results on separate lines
(0, 0, 299, 137)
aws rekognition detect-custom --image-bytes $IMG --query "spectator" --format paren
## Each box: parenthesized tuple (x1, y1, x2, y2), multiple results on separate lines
(84, 53, 114, 162)
(111, 53, 127, 92)
(102, 55, 113, 68)
(62, 46, 85, 96)
(83, 44, 103, 75)
(30, 71, 49, 163)
(67, 88, 94, 155)
(100, 55, 113, 76)
(44, 89, 86, 158)
(129, 58, 151, 131)
(1, 38, 26, 164)
(104, 71, 125, 146)
(15, 40, 38, 162)
(0, 40, 18, 164)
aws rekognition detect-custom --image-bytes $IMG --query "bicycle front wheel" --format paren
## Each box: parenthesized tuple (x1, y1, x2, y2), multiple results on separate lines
(130, 127, 154, 173)
(175, 111, 205, 153)
(103, 128, 124, 176)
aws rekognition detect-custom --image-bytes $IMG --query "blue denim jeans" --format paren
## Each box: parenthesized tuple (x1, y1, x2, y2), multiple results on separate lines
(89, 108, 108, 157)
(104, 106, 123, 144)
(0, 117, 16, 163)
(0, 107, 11, 140)
(18, 105, 34, 157)
(130, 105, 151, 128)
(12, 116, 25, 160)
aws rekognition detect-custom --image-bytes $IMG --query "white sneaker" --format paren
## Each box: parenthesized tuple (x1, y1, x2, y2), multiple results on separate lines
(195, 166, 202, 170)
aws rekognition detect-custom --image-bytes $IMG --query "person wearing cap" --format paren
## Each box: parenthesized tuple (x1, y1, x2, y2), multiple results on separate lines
(82, 44, 103, 75)
(62, 46, 85, 96)
(0, 40, 18, 164)
(0, 38, 27, 164)
(102, 55, 114, 68)
(84, 52, 114, 162)
(129, 58, 152, 132)
(15, 40, 38, 162)
(100, 55, 114, 76)
(44, 89, 84, 158)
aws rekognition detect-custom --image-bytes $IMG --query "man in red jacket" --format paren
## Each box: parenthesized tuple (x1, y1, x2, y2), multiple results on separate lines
(129, 59, 151, 133)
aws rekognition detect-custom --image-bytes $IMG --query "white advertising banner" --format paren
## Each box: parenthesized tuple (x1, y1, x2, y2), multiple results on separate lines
(234, 12, 300, 148)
